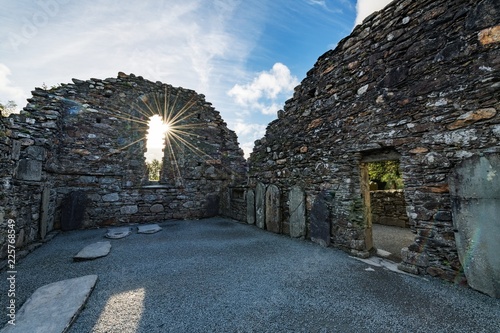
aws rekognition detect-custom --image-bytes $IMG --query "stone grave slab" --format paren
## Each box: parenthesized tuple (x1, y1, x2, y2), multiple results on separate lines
(105, 226, 132, 239)
(246, 189, 255, 225)
(39, 186, 51, 240)
(60, 191, 87, 231)
(310, 190, 331, 247)
(0, 275, 98, 333)
(137, 224, 162, 234)
(265, 184, 281, 233)
(289, 186, 306, 238)
(449, 153, 500, 298)
(255, 183, 266, 229)
(73, 241, 111, 261)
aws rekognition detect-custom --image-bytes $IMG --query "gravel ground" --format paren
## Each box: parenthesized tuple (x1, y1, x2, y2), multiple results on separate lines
(1, 217, 499, 333)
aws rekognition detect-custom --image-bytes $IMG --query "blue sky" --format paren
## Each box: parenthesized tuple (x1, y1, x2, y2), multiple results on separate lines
(0, 0, 392, 157)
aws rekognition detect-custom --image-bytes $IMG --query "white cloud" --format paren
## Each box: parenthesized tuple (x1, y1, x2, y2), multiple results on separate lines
(355, 0, 393, 25)
(227, 63, 298, 115)
(0, 63, 25, 109)
(230, 121, 267, 158)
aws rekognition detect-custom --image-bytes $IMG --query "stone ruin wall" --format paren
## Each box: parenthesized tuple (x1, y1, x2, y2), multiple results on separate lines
(370, 190, 409, 228)
(247, 0, 499, 283)
(0, 73, 247, 261)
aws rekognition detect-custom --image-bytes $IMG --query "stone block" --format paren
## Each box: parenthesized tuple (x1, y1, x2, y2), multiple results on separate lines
(121, 205, 138, 215)
(11, 140, 21, 160)
(150, 204, 164, 213)
(289, 186, 306, 238)
(15, 159, 42, 181)
(26, 146, 46, 161)
(265, 185, 281, 233)
(102, 193, 120, 202)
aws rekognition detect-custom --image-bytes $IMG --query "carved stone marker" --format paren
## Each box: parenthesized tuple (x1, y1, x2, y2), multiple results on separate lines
(60, 190, 87, 231)
(255, 183, 266, 229)
(39, 186, 51, 240)
(310, 190, 331, 247)
(289, 186, 306, 238)
(265, 184, 281, 233)
(449, 154, 500, 298)
(246, 189, 255, 225)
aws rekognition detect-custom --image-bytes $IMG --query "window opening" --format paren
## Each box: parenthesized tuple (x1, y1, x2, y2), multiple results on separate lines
(145, 115, 169, 181)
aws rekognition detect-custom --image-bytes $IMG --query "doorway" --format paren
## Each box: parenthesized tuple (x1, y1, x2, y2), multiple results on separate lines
(360, 151, 414, 262)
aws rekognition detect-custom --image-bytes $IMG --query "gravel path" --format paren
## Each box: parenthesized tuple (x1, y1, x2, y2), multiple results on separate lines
(1, 217, 499, 332)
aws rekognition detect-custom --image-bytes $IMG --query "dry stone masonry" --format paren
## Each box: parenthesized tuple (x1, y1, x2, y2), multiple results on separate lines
(0, 0, 499, 299)
(247, 0, 499, 296)
(0, 73, 246, 263)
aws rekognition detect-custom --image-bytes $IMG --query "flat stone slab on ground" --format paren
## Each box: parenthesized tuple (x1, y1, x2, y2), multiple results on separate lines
(137, 224, 162, 234)
(105, 227, 132, 239)
(0, 275, 97, 333)
(73, 241, 111, 261)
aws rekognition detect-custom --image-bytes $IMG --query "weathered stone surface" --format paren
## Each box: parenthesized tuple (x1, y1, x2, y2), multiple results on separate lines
(255, 183, 266, 229)
(39, 186, 51, 240)
(371, 190, 409, 228)
(479, 25, 500, 46)
(247, 0, 500, 286)
(246, 189, 255, 225)
(0, 275, 97, 333)
(120, 205, 138, 215)
(149, 204, 164, 213)
(450, 154, 500, 298)
(73, 241, 111, 261)
(102, 193, 120, 202)
(60, 191, 87, 231)
(137, 224, 162, 234)
(265, 184, 281, 233)
(1, 71, 247, 260)
(289, 186, 306, 238)
(310, 191, 330, 247)
(105, 227, 132, 239)
(15, 159, 42, 181)
(447, 108, 497, 130)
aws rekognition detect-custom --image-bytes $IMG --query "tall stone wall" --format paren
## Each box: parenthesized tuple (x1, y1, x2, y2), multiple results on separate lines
(248, 0, 499, 284)
(0, 73, 246, 260)
(0, 93, 60, 261)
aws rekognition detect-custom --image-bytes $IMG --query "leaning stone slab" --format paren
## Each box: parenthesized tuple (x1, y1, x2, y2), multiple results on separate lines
(310, 190, 331, 247)
(255, 183, 266, 229)
(105, 226, 132, 239)
(450, 153, 500, 298)
(265, 184, 281, 233)
(0, 275, 98, 333)
(73, 241, 111, 261)
(137, 224, 162, 234)
(246, 189, 255, 225)
(289, 186, 306, 238)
